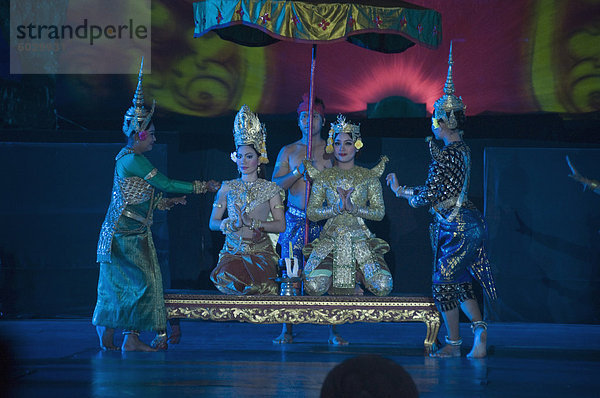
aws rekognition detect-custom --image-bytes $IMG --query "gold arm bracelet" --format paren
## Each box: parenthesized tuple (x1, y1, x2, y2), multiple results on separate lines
(144, 168, 158, 180)
(193, 180, 208, 194)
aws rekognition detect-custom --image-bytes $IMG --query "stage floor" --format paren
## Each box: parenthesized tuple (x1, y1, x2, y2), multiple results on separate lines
(1, 319, 598, 397)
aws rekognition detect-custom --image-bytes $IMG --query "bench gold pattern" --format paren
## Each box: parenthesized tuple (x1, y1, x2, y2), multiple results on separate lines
(165, 293, 441, 353)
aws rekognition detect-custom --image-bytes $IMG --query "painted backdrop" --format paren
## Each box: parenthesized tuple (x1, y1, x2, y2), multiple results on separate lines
(2, 0, 598, 125)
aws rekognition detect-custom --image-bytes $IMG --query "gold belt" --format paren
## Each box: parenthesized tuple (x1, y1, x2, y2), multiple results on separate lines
(122, 209, 153, 226)
(432, 196, 467, 223)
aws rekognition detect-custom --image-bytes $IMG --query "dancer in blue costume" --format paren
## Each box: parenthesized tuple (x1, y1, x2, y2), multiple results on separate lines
(387, 44, 496, 358)
(93, 60, 219, 352)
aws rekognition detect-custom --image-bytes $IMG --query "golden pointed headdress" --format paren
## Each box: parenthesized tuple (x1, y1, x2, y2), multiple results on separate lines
(232, 105, 268, 164)
(433, 41, 466, 130)
(123, 58, 155, 137)
(325, 114, 363, 153)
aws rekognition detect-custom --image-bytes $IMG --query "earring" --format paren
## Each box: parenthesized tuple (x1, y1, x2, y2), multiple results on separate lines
(354, 138, 363, 150)
(325, 128, 334, 153)
(257, 165, 262, 175)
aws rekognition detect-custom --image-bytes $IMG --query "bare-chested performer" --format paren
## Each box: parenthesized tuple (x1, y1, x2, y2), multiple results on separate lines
(271, 93, 348, 345)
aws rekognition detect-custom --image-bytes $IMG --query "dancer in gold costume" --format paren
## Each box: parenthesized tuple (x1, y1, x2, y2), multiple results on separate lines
(303, 115, 393, 297)
(209, 105, 285, 295)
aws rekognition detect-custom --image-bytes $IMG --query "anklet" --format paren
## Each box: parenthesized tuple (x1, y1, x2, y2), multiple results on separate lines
(445, 336, 463, 346)
(471, 321, 488, 333)
(151, 332, 168, 349)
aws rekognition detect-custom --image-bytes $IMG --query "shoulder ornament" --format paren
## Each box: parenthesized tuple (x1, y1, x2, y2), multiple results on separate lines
(370, 156, 389, 178)
(304, 159, 320, 180)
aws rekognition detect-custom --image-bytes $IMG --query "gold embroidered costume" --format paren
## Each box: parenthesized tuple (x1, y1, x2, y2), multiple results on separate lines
(211, 105, 284, 295)
(406, 43, 496, 312)
(210, 178, 284, 295)
(93, 60, 213, 337)
(303, 157, 393, 296)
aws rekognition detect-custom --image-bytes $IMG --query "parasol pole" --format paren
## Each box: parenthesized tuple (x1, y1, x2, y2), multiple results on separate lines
(303, 44, 317, 273)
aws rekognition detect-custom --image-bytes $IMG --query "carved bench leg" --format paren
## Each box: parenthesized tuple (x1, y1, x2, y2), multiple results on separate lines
(423, 319, 441, 354)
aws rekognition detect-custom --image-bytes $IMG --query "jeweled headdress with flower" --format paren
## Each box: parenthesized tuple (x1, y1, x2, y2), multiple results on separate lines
(432, 41, 466, 130)
(325, 114, 363, 153)
(123, 58, 155, 137)
(231, 104, 268, 164)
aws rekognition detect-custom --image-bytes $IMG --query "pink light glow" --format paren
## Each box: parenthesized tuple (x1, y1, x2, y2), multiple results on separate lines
(267, 41, 450, 116)
(319, 43, 445, 115)
(263, 1, 538, 117)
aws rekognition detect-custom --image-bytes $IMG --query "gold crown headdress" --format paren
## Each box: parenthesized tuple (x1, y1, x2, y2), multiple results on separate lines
(231, 104, 268, 164)
(325, 114, 363, 153)
(123, 58, 155, 137)
(432, 41, 466, 130)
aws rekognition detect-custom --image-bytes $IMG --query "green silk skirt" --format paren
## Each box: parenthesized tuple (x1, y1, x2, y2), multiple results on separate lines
(92, 206, 167, 332)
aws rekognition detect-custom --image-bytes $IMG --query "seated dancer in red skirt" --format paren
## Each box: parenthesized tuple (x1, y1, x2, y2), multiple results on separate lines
(209, 105, 286, 295)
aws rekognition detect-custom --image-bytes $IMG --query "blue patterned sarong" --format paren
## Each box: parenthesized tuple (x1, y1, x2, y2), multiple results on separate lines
(278, 205, 323, 261)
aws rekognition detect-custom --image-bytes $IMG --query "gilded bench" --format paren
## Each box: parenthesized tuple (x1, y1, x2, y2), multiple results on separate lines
(165, 292, 441, 353)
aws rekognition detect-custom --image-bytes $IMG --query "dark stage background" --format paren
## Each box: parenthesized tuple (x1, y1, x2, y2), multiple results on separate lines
(0, 114, 599, 324)
(484, 147, 600, 323)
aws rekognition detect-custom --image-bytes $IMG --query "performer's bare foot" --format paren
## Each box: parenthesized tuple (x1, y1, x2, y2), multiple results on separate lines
(122, 333, 158, 352)
(430, 344, 461, 358)
(168, 324, 181, 345)
(272, 331, 294, 344)
(353, 284, 364, 296)
(467, 326, 487, 358)
(150, 333, 168, 350)
(273, 324, 294, 344)
(328, 331, 349, 346)
(96, 326, 120, 351)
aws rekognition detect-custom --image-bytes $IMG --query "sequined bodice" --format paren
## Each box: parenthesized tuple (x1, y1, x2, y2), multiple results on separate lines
(323, 167, 373, 205)
(118, 176, 154, 204)
(225, 178, 283, 215)
(411, 141, 474, 211)
(307, 158, 387, 231)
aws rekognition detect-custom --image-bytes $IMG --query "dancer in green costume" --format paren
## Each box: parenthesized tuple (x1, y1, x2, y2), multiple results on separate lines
(93, 60, 219, 351)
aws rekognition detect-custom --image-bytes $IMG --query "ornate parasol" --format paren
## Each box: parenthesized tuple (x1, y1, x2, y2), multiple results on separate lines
(193, 0, 442, 266)
(194, 0, 441, 50)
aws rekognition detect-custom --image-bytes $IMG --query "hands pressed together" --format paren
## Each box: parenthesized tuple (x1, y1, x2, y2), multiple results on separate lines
(336, 186, 355, 213)
(232, 204, 251, 230)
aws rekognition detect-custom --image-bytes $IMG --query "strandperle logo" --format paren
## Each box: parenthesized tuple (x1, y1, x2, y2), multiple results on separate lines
(15, 19, 148, 46)
(10, 0, 151, 74)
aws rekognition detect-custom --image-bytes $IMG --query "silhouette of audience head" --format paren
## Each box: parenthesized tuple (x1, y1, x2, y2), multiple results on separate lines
(320, 354, 419, 398)
(0, 334, 16, 396)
